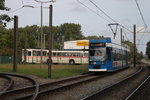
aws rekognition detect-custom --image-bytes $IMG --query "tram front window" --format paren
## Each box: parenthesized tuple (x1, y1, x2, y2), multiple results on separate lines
(89, 48, 106, 61)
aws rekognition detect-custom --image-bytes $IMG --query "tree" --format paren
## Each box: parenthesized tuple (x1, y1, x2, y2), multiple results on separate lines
(0, 23, 85, 56)
(84, 35, 104, 40)
(0, 26, 13, 56)
(146, 41, 150, 59)
(123, 40, 137, 60)
(58, 23, 84, 41)
(0, 0, 12, 27)
(137, 51, 144, 60)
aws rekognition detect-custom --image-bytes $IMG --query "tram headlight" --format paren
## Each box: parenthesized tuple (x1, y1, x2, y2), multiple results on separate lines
(90, 62, 96, 64)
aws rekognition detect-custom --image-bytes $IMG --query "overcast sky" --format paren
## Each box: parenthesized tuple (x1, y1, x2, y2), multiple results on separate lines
(2, 0, 150, 54)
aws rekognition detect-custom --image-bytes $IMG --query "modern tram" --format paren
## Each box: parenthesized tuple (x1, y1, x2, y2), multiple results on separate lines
(89, 38, 130, 72)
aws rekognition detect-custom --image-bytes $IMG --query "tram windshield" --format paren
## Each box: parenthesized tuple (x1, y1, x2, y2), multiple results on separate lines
(89, 48, 106, 61)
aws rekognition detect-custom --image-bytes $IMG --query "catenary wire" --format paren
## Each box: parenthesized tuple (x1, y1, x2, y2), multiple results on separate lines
(88, 0, 133, 39)
(76, 0, 111, 23)
(89, 0, 117, 23)
(5, 7, 24, 15)
(134, 0, 148, 49)
(77, 0, 133, 36)
(135, 0, 147, 30)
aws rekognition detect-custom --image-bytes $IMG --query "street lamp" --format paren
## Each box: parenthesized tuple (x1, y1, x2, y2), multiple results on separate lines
(34, 0, 55, 68)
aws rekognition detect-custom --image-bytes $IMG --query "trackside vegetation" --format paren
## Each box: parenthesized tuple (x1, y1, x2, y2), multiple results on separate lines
(0, 64, 88, 79)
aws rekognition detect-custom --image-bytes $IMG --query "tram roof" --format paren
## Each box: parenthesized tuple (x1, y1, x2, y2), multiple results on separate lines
(90, 38, 111, 43)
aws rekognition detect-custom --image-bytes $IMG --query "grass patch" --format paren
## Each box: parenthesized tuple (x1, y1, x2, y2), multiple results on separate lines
(0, 64, 88, 79)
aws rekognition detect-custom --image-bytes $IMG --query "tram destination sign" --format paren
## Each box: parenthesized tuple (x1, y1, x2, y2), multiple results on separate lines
(76, 41, 89, 46)
(90, 43, 106, 47)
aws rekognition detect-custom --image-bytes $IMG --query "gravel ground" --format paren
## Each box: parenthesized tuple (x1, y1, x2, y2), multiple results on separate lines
(0, 78, 9, 91)
(133, 76, 150, 100)
(0, 65, 143, 100)
(37, 66, 139, 100)
(10, 76, 35, 89)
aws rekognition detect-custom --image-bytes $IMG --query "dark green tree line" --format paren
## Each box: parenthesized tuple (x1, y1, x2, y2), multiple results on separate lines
(0, 23, 88, 56)
(123, 40, 144, 61)
(0, 0, 12, 27)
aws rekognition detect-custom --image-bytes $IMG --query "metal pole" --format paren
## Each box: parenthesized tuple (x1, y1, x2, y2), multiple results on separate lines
(40, 3, 43, 67)
(24, 31, 27, 64)
(13, 16, 18, 72)
(48, 5, 53, 78)
(120, 28, 123, 67)
(38, 29, 39, 48)
(120, 28, 122, 45)
(133, 24, 136, 67)
(43, 34, 45, 49)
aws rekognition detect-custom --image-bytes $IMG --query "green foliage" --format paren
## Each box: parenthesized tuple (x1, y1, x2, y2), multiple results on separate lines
(0, 22, 105, 57)
(0, 0, 9, 10)
(0, 0, 12, 27)
(137, 51, 144, 60)
(146, 41, 150, 59)
(0, 23, 87, 56)
(0, 26, 13, 56)
(0, 64, 88, 79)
(84, 35, 104, 39)
(123, 40, 144, 61)
(123, 40, 137, 60)
(58, 23, 84, 41)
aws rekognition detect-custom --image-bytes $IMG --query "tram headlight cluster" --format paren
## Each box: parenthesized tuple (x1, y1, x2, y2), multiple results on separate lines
(90, 62, 96, 65)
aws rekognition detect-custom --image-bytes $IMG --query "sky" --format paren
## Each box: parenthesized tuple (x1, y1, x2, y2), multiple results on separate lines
(2, 0, 150, 54)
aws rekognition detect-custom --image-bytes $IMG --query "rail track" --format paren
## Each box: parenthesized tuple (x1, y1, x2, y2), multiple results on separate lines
(1, 68, 129, 100)
(0, 73, 39, 100)
(125, 75, 150, 100)
(0, 73, 98, 100)
(81, 66, 150, 100)
(0, 75, 14, 95)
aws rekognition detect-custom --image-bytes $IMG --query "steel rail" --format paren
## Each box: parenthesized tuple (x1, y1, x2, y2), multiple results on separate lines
(0, 73, 39, 100)
(18, 69, 127, 100)
(0, 68, 129, 100)
(0, 75, 14, 95)
(0, 73, 92, 100)
(15, 75, 104, 100)
(81, 67, 143, 100)
(125, 75, 150, 100)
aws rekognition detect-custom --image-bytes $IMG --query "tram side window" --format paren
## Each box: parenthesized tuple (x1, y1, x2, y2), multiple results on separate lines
(68, 53, 72, 57)
(57, 53, 61, 56)
(53, 53, 57, 56)
(43, 51, 47, 56)
(113, 50, 117, 61)
(28, 51, 31, 56)
(113, 49, 123, 61)
(73, 53, 76, 57)
(64, 53, 68, 57)
(84, 53, 88, 57)
(76, 53, 80, 57)
(33, 51, 36, 56)
(61, 53, 65, 56)
(37, 51, 41, 56)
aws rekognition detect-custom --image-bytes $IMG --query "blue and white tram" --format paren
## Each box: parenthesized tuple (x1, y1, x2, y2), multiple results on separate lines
(89, 38, 129, 72)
